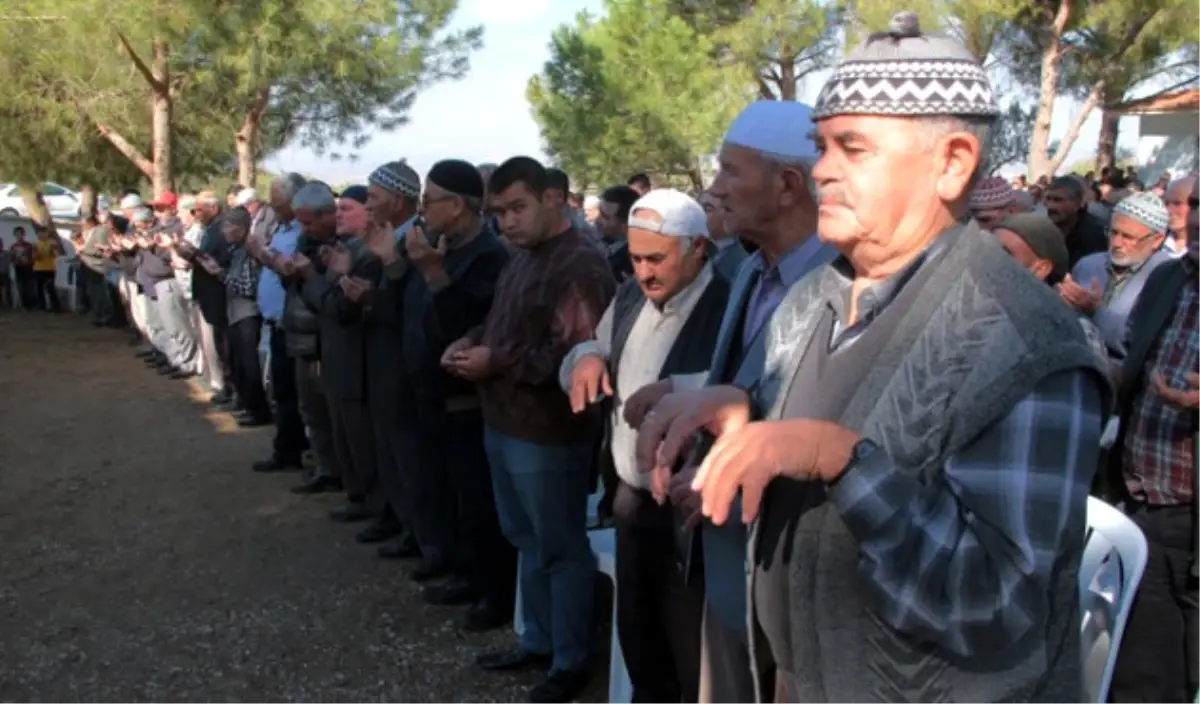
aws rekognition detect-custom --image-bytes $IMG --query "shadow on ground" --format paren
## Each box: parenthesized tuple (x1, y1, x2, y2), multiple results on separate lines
(0, 312, 611, 702)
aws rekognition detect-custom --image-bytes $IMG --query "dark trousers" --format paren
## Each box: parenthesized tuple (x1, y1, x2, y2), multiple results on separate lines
(268, 325, 307, 464)
(0, 274, 11, 309)
(413, 397, 462, 563)
(33, 270, 59, 311)
(14, 267, 34, 309)
(84, 268, 116, 324)
(1110, 504, 1198, 703)
(614, 480, 704, 703)
(329, 396, 379, 505)
(227, 316, 271, 419)
(440, 405, 515, 608)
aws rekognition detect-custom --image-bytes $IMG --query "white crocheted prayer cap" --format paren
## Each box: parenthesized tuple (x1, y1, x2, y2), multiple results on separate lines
(723, 100, 819, 163)
(628, 189, 708, 238)
(1113, 191, 1169, 234)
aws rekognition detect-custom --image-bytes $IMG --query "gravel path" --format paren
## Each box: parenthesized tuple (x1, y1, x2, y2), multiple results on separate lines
(0, 312, 610, 702)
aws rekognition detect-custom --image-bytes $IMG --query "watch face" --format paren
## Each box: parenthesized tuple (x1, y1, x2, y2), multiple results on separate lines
(853, 439, 878, 463)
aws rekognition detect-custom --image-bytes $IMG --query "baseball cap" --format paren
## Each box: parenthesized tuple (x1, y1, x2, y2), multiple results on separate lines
(627, 189, 708, 238)
(149, 191, 179, 208)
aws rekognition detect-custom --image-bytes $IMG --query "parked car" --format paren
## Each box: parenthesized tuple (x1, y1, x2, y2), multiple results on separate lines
(0, 182, 82, 220)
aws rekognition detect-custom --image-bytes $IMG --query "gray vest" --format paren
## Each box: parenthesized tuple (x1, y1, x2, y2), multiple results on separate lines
(748, 224, 1111, 702)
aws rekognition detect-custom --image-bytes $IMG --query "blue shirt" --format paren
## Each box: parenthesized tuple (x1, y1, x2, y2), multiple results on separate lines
(257, 219, 301, 322)
(742, 235, 833, 346)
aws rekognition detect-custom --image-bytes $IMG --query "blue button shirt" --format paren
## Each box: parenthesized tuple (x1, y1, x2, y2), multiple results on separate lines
(257, 220, 301, 322)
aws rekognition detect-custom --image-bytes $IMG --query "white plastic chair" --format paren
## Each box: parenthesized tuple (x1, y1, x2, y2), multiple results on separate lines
(512, 493, 633, 704)
(1079, 496, 1148, 703)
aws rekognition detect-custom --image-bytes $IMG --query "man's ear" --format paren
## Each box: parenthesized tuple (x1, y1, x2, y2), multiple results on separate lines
(1031, 257, 1052, 282)
(934, 130, 982, 203)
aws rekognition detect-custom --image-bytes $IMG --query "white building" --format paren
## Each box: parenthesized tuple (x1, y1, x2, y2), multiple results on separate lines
(1116, 88, 1199, 184)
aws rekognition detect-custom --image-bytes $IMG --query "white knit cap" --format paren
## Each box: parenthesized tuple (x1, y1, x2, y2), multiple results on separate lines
(119, 194, 144, 210)
(627, 189, 708, 238)
(1113, 192, 1169, 234)
(234, 188, 258, 207)
(723, 100, 819, 163)
(131, 207, 153, 223)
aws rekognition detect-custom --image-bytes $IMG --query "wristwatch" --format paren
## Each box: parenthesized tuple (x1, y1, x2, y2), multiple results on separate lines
(831, 437, 879, 485)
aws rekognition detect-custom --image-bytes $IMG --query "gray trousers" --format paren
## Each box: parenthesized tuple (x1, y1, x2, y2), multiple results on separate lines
(153, 279, 198, 373)
(699, 601, 757, 703)
(328, 396, 379, 505)
(295, 358, 340, 480)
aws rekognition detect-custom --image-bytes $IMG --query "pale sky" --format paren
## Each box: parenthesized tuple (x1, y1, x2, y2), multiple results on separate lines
(265, 0, 1142, 186)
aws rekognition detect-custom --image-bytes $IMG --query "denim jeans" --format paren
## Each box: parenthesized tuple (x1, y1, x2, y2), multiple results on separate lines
(485, 426, 596, 673)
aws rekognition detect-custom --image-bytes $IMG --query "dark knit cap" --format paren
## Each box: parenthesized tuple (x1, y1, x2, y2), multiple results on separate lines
(996, 212, 1070, 283)
(427, 159, 484, 199)
(339, 185, 368, 205)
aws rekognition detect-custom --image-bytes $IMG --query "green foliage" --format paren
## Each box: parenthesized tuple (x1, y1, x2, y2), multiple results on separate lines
(527, 0, 748, 191)
(0, 0, 480, 188)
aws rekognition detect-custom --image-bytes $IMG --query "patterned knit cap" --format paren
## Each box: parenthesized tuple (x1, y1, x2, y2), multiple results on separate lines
(814, 11, 999, 120)
(1112, 191, 1169, 234)
(368, 159, 421, 198)
(970, 176, 1015, 210)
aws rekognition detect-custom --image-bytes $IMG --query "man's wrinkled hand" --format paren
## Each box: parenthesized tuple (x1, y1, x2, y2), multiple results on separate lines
(623, 378, 673, 429)
(440, 336, 473, 368)
(1151, 371, 1200, 410)
(292, 253, 315, 279)
(568, 354, 612, 414)
(447, 346, 493, 381)
(635, 385, 751, 477)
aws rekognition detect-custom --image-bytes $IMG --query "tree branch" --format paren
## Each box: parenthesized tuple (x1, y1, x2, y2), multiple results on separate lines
(93, 122, 154, 178)
(1048, 81, 1104, 174)
(115, 30, 166, 93)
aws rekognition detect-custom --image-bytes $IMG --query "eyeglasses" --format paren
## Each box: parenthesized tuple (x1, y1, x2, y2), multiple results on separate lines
(420, 194, 456, 209)
(1108, 228, 1161, 245)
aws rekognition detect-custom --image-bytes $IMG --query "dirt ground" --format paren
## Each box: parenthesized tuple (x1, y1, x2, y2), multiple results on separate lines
(0, 312, 610, 702)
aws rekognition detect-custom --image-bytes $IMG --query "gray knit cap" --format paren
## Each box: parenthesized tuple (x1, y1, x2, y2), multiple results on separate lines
(368, 159, 421, 198)
(813, 11, 999, 120)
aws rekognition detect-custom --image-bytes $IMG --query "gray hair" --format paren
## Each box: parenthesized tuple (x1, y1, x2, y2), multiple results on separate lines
(292, 182, 336, 214)
(463, 195, 483, 214)
(224, 207, 252, 232)
(1048, 175, 1085, 201)
(758, 151, 818, 204)
(196, 192, 221, 207)
(272, 172, 307, 203)
(915, 116, 994, 188)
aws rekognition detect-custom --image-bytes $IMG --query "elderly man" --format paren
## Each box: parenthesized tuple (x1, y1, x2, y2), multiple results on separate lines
(1044, 174, 1110, 267)
(190, 191, 236, 407)
(296, 183, 381, 524)
(699, 188, 748, 280)
(236, 187, 277, 244)
(196, 207, 271, 425)
(1064, 192, 1174, 356)
(969, 175, 1019, 231)
(275, 182, 362, 505)
(362, 159, 514, 629)
(993, 212, 1109, 365)
(639, 13, 1109, 702)
(1163, 174, 1198, 255)
(561, 188, 729, 702)
(624, 99, 835, 703)
(1105, 175, 1199, 703)
(245, 174, 310, 474)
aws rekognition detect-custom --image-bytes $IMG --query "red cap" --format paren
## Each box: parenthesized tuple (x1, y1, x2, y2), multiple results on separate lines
(149, 191, 179, 208)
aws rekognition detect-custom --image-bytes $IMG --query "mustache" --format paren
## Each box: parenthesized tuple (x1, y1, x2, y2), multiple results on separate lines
(816, 186, 849, 206)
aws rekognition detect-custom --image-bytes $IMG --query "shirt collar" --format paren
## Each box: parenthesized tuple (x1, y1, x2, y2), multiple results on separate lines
(659, 263, 714, 315)
(756, 234, 826, 288)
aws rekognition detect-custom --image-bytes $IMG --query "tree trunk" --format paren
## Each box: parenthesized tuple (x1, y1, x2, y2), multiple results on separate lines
(79, 185, 97, 219)
(1045, 82, 1104, 177)
(19, 186, 54, 230)
(95, 123, 155, 179)
(236, 86, 271, 188)
(1095, 107, 1120, 173)
(1027, 0, 1073, 181)
(778, 57, 796, 101)
(149, 39, 172, 196)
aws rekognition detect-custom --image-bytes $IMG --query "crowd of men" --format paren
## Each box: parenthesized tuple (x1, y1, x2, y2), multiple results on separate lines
(29, 10, 1198, 704)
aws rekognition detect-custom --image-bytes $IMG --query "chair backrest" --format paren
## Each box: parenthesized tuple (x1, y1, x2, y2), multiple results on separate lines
(1079, 496, 1149, 703)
